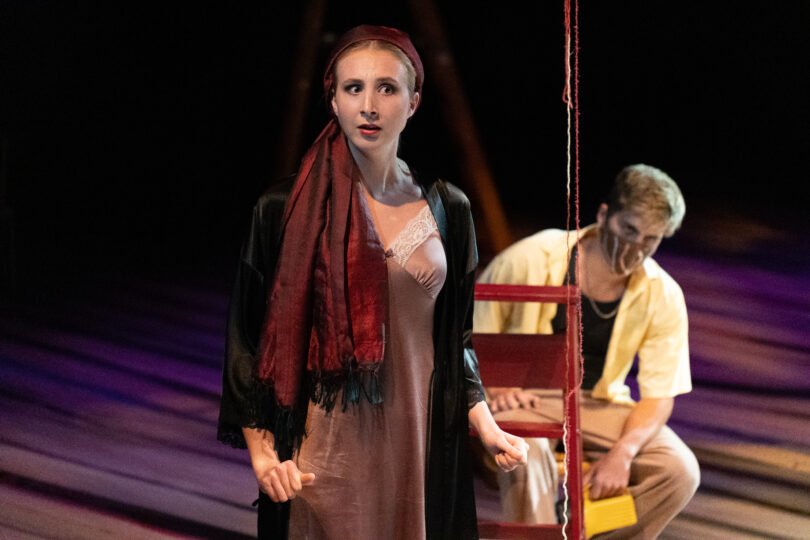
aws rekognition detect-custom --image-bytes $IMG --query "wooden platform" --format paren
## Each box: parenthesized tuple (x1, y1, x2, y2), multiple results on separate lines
(1, 253, 809, 539)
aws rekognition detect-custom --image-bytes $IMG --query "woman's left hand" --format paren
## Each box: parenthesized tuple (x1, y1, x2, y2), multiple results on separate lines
(481, 427, 530, 472)
(468, 400, 528, 472)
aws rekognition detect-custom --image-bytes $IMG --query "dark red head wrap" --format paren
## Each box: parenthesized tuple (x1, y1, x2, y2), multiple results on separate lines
(254, 25, 422, 449)
(323, 24, 424, 100)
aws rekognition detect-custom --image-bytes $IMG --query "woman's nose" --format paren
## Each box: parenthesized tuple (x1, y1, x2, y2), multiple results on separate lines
(361, 92, 377, 116)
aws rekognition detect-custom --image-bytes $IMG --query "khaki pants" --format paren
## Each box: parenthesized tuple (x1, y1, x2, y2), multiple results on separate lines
(494, 391, 700, 539)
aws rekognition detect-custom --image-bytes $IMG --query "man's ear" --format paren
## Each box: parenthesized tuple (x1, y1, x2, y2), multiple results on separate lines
(596, 203, 609, 226)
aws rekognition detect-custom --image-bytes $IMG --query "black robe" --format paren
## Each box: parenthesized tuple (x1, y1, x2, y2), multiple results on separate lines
(217, 175, 486, 539)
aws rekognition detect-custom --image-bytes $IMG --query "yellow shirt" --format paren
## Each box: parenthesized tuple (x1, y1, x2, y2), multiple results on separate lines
(473, 226, 692, 404)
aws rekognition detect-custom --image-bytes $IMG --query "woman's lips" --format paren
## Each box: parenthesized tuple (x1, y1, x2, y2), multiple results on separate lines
(358, 124, 381, 136)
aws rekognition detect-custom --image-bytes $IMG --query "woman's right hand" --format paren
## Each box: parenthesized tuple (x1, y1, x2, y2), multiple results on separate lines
(252, 453, 316, 502)
(242, 427, 316, 503)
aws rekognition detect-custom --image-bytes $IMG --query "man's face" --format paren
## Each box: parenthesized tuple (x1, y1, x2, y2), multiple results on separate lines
(597, 204, 667, 276)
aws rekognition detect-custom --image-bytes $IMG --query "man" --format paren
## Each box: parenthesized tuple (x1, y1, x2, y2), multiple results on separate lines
(474, 164, 700, 538)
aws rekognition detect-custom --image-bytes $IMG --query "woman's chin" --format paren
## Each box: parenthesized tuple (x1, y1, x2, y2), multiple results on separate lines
(348, 136, 395, 155)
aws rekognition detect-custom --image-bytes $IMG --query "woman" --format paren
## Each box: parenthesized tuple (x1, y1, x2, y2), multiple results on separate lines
(218, 25, 527, 539)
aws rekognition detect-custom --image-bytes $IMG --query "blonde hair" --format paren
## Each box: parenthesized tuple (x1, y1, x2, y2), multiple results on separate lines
(606, 164, 685, 237)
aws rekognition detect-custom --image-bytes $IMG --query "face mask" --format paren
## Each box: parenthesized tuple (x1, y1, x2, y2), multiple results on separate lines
(599, 224, 650, 276)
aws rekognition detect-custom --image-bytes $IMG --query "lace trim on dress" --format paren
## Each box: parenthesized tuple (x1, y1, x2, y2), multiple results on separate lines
(387, 205, 438, 268)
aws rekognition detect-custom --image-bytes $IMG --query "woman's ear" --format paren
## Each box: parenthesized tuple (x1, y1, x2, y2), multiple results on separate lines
(331, 94, 338, 117)
(407, 92, 420, 118)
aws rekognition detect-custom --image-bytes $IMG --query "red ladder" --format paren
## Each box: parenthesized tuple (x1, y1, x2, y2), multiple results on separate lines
(473, 284, 584, 539)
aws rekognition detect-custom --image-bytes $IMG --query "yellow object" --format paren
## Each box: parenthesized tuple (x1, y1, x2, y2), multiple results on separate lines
(553, 454, 637, 536)
(584, 486, 637, 538)
(555, 452, 590, 477)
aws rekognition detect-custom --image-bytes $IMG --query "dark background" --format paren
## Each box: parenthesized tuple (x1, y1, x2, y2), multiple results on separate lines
(2, 1, 808, 286)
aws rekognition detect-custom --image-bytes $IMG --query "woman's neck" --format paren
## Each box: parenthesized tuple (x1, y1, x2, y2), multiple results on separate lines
(348, 141, 419, 203)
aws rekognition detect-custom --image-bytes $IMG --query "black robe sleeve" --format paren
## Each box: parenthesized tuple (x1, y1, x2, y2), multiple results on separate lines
(447, 182, 487, 408)
(462, 276, 486, 408)
(423, 178, 485, 539)
(217, 179, 294, 449)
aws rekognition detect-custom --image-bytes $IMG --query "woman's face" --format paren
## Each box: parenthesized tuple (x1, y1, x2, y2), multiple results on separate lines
(330, 47, 419, 155)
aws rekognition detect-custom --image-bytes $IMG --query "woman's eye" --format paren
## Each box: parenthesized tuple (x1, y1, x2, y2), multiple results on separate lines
(379, 84, 396, 94)
(345, 84, 362, 94)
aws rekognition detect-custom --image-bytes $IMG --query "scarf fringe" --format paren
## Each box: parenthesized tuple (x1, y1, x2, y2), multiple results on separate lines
(245, 378, 307, 454)
(247, 363, 383, 453)
(310, 361, 383, 413)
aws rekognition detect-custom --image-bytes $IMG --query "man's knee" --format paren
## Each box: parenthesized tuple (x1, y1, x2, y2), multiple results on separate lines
(498, 437, 559, 524)
(516, 437, 559, 489)
(678, 446, 700, 500)
(657, 444, 700, 506)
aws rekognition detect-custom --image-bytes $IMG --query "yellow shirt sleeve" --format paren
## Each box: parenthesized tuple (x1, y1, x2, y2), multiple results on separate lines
(636, 275, 692, 399)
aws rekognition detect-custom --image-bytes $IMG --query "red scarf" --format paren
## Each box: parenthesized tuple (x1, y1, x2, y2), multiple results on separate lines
(256, 119, 388, 409)
(254, 25, 424, 447)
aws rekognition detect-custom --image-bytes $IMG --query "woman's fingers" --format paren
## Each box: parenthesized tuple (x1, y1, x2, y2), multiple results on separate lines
(495, 452, 519, 472)
(287, 465, 316, 492)
(267, 475, 289, 503)
(275, 464, 294, 500)
(260, 482, 281, 502)
(502, 432, 529, 461)
(500, 448, 525, 467)
(300, 472, 317, 486)
(259, 460, 317, 503)
(487, 431, 529, 472)
(289, 471, 302, 493)
(265, 477, 287, 503)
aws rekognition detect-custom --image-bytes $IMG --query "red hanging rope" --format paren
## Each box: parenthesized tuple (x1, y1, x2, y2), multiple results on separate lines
(562, 2, 583, 387)
(563, 0, 583, 395)
(562, 0, 583, 537)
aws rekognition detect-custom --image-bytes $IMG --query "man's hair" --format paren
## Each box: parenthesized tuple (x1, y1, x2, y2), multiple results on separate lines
(605, 164, 685, 237)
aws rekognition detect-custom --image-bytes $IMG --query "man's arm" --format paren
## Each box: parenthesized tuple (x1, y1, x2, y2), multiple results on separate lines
(583, 270, 691, 499)
(584, 396, 674, 499)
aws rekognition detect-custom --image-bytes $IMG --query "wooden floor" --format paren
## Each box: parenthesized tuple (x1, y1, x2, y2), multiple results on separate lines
(1, 251, 809, 539)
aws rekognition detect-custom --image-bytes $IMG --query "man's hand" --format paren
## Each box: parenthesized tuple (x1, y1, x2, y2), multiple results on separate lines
(583, 445, 632, 500)
(583, 397, 674, 500)
(488, 387, 540, 413)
